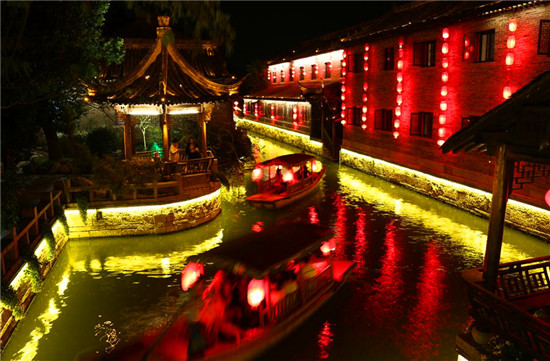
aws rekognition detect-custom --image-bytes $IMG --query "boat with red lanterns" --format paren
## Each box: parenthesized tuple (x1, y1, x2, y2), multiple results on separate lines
(247, 153, 325, 209)
(81, 223, 353, 361)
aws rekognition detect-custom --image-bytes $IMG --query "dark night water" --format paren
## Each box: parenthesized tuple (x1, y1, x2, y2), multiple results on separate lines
(3, 132, 548, 361)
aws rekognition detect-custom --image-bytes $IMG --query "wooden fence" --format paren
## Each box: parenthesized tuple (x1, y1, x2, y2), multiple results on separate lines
(1, 191, 63, 282)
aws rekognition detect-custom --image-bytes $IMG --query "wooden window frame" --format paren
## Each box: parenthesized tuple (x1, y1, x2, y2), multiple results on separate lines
(374, 109, 393, 131)
(299, 67, 305, 81)
(475, 30, 495, 62)
(384, 47, 394, 70)
(538, 20, 550, 55)
(410, 112, 433, 138)
(324, 62, 331, 78)
(347, 107, 362, 126)
(413, 40, 436, 67)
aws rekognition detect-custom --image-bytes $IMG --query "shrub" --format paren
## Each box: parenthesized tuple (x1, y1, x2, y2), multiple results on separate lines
(0, 284, 23, 320)
(23, 254, 43, 293)
(60, 137, 96, 173)
(86, 127, 121, 158)
(76, 192, 89, 224)
(54, 203, 69, 235)
(39, 219, 56, 260)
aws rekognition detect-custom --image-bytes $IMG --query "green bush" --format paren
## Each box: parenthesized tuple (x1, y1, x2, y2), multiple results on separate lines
(86, 127, 121, 158)
(23, 254, 43, 293)
(76, 193, 89, 224)
(54, 203, 69, 235)
(39, 219, 56, 260)
(0, 284, 23, 320)
(92, 156, 157, 196)
(60, 137, 96, 173)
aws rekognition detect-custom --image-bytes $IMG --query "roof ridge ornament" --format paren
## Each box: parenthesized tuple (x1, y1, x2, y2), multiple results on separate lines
(157, 16, 171, 38)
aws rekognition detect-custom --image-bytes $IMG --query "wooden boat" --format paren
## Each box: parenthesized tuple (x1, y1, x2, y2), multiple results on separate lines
(79, 222, 353, 361)
(246, 153, 325, 209)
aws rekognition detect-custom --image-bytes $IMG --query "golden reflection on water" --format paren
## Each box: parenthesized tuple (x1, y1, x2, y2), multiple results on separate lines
(338, 170, 533, 264)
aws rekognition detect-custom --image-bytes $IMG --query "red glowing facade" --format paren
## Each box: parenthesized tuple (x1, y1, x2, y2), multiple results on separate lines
(241, 2, 550, 209)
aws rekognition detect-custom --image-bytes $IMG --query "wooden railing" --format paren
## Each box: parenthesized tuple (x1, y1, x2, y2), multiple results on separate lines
(303, 265, 333, 302)
(269, 290, 300, 323)
(1, 191, 63, 282)
(462, 256, 550, 360)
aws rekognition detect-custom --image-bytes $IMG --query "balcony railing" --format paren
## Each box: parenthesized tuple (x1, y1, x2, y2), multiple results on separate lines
(461, 256, 550, 360)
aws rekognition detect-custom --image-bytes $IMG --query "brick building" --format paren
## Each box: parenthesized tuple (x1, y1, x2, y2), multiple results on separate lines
(238, 1, 550, 224)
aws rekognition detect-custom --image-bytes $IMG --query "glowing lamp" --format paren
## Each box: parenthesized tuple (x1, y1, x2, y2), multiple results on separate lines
(364, 54, 369, 61)
(397, 60, 404, 69)
(340, 111, 345, 118)
(341, 94, 346, 101)
(361, 123, 367, 130)
(271, 115, 275, 120)
(509, 19, 517, 32)
(398, 48, 404, 58)
(342, 104, 346, 110)
(442, 28, 450, 39)
(181, 262, 203, 291)
(397, 72, 403, 82)
(364, 44, 370, 52)
(507, 36, 516, 49)
(363, 82, 368, 91)
(464, 51, 470, 60)
(362, 94, 367, 102)
(341, 120, 347, 125)
(441, 72, 449, 82)
(441, 43, 449, 54)
(341, 85, 346, 93)
(247, 279, 266, 308)
(441, 86, 448, 97)
(320, 242, 331, 256)
(395, 107, 401, 116)
(342, 61, 347, 68)
(364, 64, 369, 71)
(505, 53, 514, 66)
(84, 96, 90, 103)
(251, 168, 263, 181)
(545, 189, 550, 207)
(439, 114, 446, 125)
(440, 101, 447, 111)
(293, 113, 297, 120)
(362, 106, 367, 113)
(342, 70, 347, 76)
(396, 83, 403, 93)
(396, 95, 402, 105)
(312, 160, 323, 173)
(343, 51, 347, 58)
(437, 139, 445, 146)
(283, 170, 294, 183)
(362, 115, 367, 122)
(393, 121, 400, 129)
(438, 128, 445, 138)
(442, 58, 449, 68)
(393, 131, 400, 139)
(503, 86, 512, 99)
(464, 39, 470, 47)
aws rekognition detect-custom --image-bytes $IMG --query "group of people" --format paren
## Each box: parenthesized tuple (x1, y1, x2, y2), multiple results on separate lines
(169, 137, 201, 162)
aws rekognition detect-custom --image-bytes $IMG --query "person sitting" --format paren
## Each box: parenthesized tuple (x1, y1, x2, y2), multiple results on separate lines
(169, 139, 181, 162)
(186, 137, 201, 160)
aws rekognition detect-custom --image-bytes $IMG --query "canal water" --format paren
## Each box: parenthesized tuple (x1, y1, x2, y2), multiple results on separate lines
(3, 132, 549, 361)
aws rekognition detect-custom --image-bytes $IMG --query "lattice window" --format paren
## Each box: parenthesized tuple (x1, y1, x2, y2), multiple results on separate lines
(512, 162, 550, 190)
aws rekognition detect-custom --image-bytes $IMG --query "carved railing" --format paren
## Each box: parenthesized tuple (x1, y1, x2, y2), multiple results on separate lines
(303, 265, 333, 302)
(462, 256, 550, 360)
(1, 191, 63, 282)
(269, 290, 301, 323)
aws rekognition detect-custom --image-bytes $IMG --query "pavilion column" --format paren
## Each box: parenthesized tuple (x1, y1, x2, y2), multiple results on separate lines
(483, 144, 514, 291)
(162, 104, 170, 160)
(121, 113, 133, 160)
(199, 104, 207, 158)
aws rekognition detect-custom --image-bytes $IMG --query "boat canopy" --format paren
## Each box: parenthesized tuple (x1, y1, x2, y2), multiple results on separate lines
(188, 223, 331, 278)
(256, 153, 317, 168)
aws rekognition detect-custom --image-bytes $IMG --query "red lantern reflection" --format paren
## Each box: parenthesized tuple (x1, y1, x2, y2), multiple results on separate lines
(181, 262, 204, 291)
(247, 279, 266, 308)
(251, 168, 262, 181)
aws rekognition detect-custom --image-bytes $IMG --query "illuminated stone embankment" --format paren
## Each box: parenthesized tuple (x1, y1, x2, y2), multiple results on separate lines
(65, 187, 222, 239)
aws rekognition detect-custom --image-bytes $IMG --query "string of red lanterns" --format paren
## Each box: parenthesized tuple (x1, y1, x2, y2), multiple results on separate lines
(341, 50, 347, 125)
(362, 43, 369, 130)
(503, 18, 517, 99)
(437, 28, 450, 147)
(393, 40, 404, 139)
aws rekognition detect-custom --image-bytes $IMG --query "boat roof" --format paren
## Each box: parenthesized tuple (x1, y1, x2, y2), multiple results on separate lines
(258, 153, 317, 168)
(188, 222, 332, 278)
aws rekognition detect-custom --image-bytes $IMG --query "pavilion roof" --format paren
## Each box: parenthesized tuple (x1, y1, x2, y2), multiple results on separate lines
(85, 17, 242, 106)
(441, 71, 550, 164)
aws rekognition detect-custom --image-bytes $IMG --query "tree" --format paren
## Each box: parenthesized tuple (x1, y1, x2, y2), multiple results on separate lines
(1, 1, 125, 164)
(137, 116, 156, 151)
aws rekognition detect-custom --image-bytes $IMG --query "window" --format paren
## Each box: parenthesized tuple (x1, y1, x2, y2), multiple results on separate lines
(410, 112, 433, 137)
(475, 30, 495, 62)
(384, 47, 394, 70)
(289, 68, 295, 81)
(324, 62, 331, 78)
(461, 116, 480, 129)
(272, 72, 277, 84)
(538, 20, 550, 55)
(375, 109, 393, 131)
(347, 107, 362, 126)
(347, 54, 361, 73)
(413, 41, 436, 67)
(299, 67, 305, 81)
(311, 65, 317, 80)
(280, 70, 285, 83)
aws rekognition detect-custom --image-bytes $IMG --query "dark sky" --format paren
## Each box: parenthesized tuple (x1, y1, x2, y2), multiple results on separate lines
(221, 1, 395, 75)
(105, 1, 396, 76)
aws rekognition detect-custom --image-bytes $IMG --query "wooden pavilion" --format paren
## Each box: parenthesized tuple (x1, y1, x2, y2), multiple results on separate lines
(442, 71, 550, 360)
(84, 16, 242, 160)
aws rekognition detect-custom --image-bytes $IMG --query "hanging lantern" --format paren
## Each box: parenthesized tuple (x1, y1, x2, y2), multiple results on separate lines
(251, 167, 263, 181)
(464, 51, 470, 60)
(247, 279, 266, 308)
(395, 106, 401, 117)
(396, 95, 403, 105)
(441, 72, 449, 83)
(441, 43, 449, 54)
(362, 106, 367, 113)
(363, 82, 368, 91)
(398, 48, 404, 58)
(181, 262, 204, 292)
(545, 189, 550, 207)
(396, 83, 403, 93)
(341, 85, 346, 92)
(340, 111, 345, 118)
(509, 19, 517, 32)
(320, 242, 331, 256)
(505, 53, 514, 66)
(442, 58, 449, 68)
(437, 139, 445, 146)
(393, 121, 400, 129)
(442, 28, 450, 39)
(393, 131, 400, 139)
(440, 101, 447, 111)
(364, 44, 370, 52)
(439, 114, 446, 125)
(283, 170, 294, 182)
(364, 63, 369, 71)
(311, 160, 323, 173)
(341, 120, 347, 125)
(438, 128, 445, 138)
(397, 72, 403, 82)
(397, 60, 404, 69)
(503, 86, 512, 99)
(361, 123, 367, 130)
(441, 86, 448, 97)
(362, 94, 367, 102)
(507, 36, 516, 49)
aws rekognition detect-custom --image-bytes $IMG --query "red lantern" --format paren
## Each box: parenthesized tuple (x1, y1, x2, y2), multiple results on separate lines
(395, 106, 401, 117)
(438, 128, 445, 138)
(251, 168, 263, 181)
(341, 120, 347, 125)
(396, 83, 403, 93)
(397, 60, 403, 69)
(507, 36, 516, 49)
(505, 53, 514, 66)
(441, 72, 449, 83)
(509, 19, 517, 32)
(393, 121, 400, 129)
(393, 131, 399, 139)
(247, 279, 266, 308)
(363, 82, 368, 91)
(321, 242, 331, 256)
(439, 114, 446, 125)
(397, 72, 403, 82)
(441, 43, 449, 54)
(441, 86, 448, 97)
(503, 86, 512, 99)
(181, 262, 204, 291)
(396, 95, 402, 105)
(361, 123, 367, 130)
(364, 44, 369, 52)
(440, 101, 447, 111)
(437, 139, 445, 146)
(362, 106, 367, 113)
(283, 170, 294, 182)
(442, 28, 450, 39)
(442, 58, 449, 68)
(545, 189, 550, 207)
